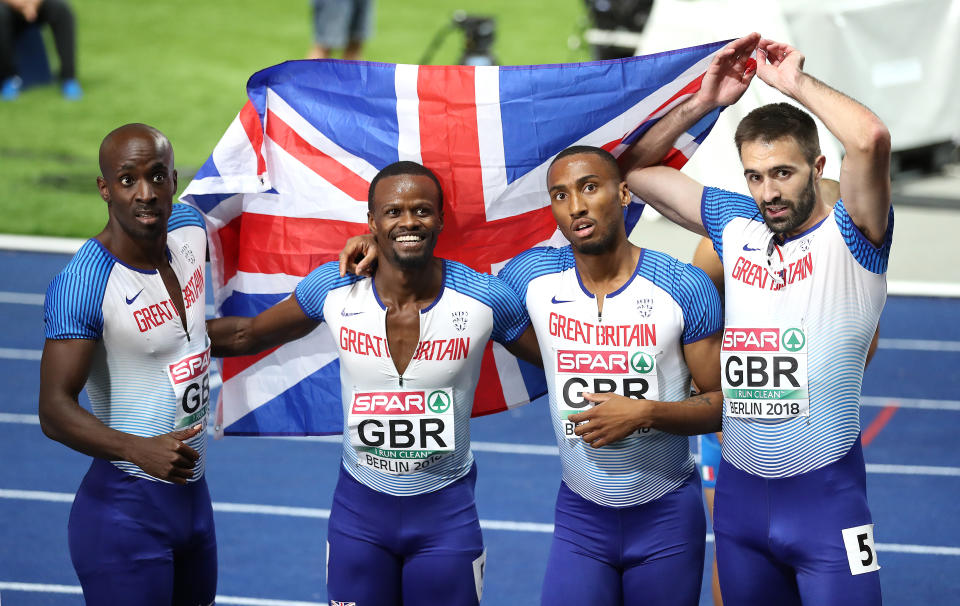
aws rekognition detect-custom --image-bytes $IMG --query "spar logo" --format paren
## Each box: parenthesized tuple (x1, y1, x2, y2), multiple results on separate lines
(352, 392, 426, 415)
(782, 328, 805, 352)
(722, 328, 780, 352)
(630, 352, 654, 374)
(426, 390, 452, 414)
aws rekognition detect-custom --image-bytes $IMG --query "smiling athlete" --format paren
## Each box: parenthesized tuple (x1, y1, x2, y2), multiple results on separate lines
(40, 124, 216, 605)
(208, 160, 540, 606)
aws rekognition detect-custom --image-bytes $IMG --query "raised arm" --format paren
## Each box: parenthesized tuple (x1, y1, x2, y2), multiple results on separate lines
(620, 33, 760, 231)
(39, 339, 203, 485)
(208, 295, 319, 357)
(755, 38, 891, 246)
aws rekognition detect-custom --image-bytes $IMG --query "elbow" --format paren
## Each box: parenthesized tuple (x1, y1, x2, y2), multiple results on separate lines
(38, 406, 63, 443)
(854, 120, 891, 157)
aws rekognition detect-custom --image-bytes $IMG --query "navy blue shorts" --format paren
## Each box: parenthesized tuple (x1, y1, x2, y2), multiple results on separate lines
(326, 463, 485, 606)
(68, 458, 217, 606)
(541, 471, 706, 606)
(714, 437, 882, 606)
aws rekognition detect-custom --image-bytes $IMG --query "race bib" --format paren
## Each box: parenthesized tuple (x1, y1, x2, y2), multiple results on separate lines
(167, 346, 211, 430)
(554, 349, 660, 440)
(721, 327, 809, 419)
(348, 388, 455, 475)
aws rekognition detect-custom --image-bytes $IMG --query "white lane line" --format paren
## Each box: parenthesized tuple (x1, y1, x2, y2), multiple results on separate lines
(0, 582, 326, 605)
(879, 338, 960, 352)
(866, 464, 960, 477)
(0, 291, 44, 305)
(6, 415, 960, 477)
(861, 396, 960, 411)
(1, 489, 957, 557)
(0, 348, 41, 360)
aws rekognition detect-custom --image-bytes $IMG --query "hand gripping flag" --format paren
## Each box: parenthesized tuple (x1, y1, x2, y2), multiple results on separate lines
(183, 40, 733, 436)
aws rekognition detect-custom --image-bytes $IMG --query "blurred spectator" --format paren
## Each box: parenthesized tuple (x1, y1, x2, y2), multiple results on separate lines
(0, 0, 80, 100)
(307, 0, 373, 60)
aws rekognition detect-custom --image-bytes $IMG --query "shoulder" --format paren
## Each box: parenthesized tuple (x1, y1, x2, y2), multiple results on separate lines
(443, 260, 507, 306)
(299, 261, 366, 293)
(637, 249, 716, 303)
(44, 240, 115, 339)
(498, 246, 574, 292)
(168, 203, 207, 232)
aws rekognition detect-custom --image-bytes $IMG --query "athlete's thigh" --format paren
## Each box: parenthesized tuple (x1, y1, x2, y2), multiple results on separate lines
(327, 529, 402, 606)
(621, 474, 706, 606)
(402, 549, 486, 606)
(540, 536, 621, 606)
(68, 466, 176, 605)
(171, 531, 217, 605)
(714, 529, 801, 606)
(172, 481, 218, 605)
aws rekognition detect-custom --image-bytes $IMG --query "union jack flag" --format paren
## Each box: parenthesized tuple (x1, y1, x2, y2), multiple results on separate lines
(182, 40, 732, 436)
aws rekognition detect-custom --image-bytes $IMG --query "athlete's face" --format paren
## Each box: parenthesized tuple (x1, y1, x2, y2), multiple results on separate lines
(97, 129, 177, 241)
(547, 153, 630, 255)
(368, 174, 443, 269)
(741, 137, 823, 236)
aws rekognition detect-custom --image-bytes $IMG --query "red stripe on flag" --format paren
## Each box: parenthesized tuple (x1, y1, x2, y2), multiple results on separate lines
(238, 101, 267, 176)
(223, 213, 370, 278)
(221, 346, 281, 381)
(663, 148, 690, 170)
(862, 404, 898, 447)
(265, 110, 370, 202)
(471, 342, 509, 417)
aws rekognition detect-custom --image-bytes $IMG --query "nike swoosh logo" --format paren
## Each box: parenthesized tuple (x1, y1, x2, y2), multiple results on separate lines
(340, 310, 364, 317)
(551, 296, 574, 304)
(742, 244, 761, 252)
(125, 289, 144, 305)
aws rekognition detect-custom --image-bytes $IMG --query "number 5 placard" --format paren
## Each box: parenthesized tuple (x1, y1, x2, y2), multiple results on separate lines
(841, 524, 881, 575)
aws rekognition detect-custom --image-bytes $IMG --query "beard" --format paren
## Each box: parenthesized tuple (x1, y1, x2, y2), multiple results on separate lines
(761, 173, 817, 235)
(571, 222, 620, 256)
(386, 233, 437, 269)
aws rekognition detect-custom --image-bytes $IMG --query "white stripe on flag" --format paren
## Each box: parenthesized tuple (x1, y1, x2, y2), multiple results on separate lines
(221, 272, 303, 301)
(395, 63, 422, 164)
(262, 138, 368, 222)
(491, 341, 530, 409)
(183, 113, 266, 197)
(475, 65, 511, 218)
(220, 330, 340, 428)
(267, 89, 379, 183)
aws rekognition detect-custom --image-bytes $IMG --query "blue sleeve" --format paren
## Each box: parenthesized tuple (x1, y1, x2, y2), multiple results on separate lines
(44, 271, 107, 340)
(674, 263, 723, 344)
(168, 203, 207, 232)
(497, 246, 573, 302)
(700, 187, 760, 260)
(638, 250, 721, 345)
(294, 261, 363, 322)
(487, 275, 531, 345)
(834, 200, 894, 274)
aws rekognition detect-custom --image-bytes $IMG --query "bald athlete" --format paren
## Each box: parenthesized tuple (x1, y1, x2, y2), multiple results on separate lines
(39, 124, 217, 605)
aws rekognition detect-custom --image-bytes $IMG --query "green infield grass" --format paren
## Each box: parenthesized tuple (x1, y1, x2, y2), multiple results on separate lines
(0, 0, 591, 238)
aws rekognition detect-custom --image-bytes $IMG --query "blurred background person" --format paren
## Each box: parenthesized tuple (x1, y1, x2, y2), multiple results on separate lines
(0, 0, 80, 100)
(307, 0, 374, 60)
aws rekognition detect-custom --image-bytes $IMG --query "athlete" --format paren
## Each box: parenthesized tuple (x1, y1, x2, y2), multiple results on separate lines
(501, 146, 724, 606)
(39, 124, 216, 605)
(207, 161, 541, 606)
(622, 36, 892, 605)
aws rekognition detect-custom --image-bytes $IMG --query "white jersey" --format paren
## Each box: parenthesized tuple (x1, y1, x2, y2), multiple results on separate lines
(295, 259, 530, 497)
(702, 187, 893, 478)
(43, 204, 211, 482)
(499, 246, 721, 507)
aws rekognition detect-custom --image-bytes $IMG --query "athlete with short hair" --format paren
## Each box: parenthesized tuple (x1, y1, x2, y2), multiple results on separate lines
(622, 37, 891, 605)
(208, 160, 541, 606)
(339, 37, 764, 606)
(39, 123, 217, 605)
